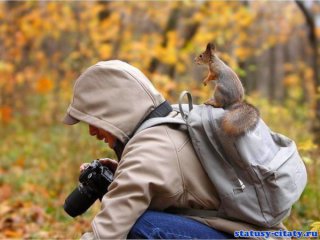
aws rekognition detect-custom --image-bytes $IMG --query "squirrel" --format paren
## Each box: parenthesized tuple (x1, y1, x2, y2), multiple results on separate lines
(194, 42, 260, 137)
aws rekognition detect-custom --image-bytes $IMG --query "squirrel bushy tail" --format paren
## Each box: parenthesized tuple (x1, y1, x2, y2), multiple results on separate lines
(221, 102, 260, 137)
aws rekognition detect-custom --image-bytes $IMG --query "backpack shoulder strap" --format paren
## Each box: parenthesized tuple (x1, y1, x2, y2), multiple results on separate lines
(135, 116, 186, 134)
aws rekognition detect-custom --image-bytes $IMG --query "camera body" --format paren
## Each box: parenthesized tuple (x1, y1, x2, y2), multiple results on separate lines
(64, 159, 114, 218)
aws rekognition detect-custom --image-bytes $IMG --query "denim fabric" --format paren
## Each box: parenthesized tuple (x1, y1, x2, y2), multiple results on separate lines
(128, 210, 234, 239)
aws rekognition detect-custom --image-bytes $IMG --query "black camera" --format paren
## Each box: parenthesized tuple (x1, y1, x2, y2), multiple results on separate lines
(64, 159, 114, 217)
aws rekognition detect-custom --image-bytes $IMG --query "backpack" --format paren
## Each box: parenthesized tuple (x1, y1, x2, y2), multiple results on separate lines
(136, 91, 307, 228)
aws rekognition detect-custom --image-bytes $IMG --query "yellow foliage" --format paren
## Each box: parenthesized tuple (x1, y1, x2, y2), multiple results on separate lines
(0, 106, 12, 124)
(302, 156, 313, 165)
(177, 62, 186, 73)
(310, 222, 320, 236)
(59, 77, 73, 102)
(316, 27, 320, 39)
(35, 77, 54, 94)
(235, 47, 252, 61)
(0, 5, 4, 20)
(35, 51, 45, 62)
(0, 62, 14, 73)
(284, 75, 299, 87)
(236, 8, 254, 27)
(15, 31, 27, 47)
(193, 12, 205, 23)
(16, 73, 25, 85)
(99, 44, 112, 60)
(15, 156, 26, 168)
(151, 73, 176, 100)
(284, 63, 294, 72)
(304, 67, 314, 80)
(298, 139, 318, 152)
(267, 35, 277, 46)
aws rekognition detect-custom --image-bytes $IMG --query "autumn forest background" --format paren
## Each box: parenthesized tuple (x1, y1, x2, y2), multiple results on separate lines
(1, 1, 320, 238)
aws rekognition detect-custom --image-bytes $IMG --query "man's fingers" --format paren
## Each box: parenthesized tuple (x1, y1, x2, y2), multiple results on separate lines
(99, 158, 118, 173)
(80, 163, 90, 172)
(80, 159, 118, 173)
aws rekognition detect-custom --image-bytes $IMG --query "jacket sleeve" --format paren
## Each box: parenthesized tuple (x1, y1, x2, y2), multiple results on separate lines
(91, 126, 183, 239)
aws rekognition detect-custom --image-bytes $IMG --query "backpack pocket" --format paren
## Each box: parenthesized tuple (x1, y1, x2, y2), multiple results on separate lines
(250, 133, 307, 221)
(219, 184, 269, 226)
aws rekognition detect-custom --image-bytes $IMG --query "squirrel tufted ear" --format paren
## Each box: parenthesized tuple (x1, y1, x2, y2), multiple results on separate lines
(206, 42, 216, 53)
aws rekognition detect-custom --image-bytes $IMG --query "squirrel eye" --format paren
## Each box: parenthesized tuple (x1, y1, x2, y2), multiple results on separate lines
(200, 54, 203, 58)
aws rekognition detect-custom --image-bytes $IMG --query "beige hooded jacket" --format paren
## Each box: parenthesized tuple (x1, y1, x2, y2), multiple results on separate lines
(64, 60, 285, 239)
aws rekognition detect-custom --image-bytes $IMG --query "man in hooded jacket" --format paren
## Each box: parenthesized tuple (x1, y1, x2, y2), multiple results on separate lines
(63, 60, 286, 239)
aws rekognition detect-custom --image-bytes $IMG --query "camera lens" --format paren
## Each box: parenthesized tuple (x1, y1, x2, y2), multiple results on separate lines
(63, 160, 114, 218)
(63, 186, 97, 218)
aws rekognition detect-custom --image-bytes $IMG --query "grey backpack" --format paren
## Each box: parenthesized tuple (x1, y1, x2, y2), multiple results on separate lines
(136, 91, 307, 227)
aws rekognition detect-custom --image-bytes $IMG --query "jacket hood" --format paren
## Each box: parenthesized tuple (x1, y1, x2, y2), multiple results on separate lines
(63, 60, 166, 143)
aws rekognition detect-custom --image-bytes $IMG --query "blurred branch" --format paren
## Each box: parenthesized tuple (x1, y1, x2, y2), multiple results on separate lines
(295, 0, 320, 143)
(98, 1, 111, 20)
(149, 3, 204, 78)
(149, 7, 180, 74)
(295, 0, 319, 85)
(295, 1, 317, 45)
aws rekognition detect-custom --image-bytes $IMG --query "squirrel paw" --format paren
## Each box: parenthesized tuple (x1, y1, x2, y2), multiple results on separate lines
(203, 78, 211, 86)
(203, 75, 215, 86)
(204, 99, 223, 108)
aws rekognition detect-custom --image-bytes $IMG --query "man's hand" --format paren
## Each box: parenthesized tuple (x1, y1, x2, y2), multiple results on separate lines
(80, 232, 95, 240)
(80, 158, 118, 173)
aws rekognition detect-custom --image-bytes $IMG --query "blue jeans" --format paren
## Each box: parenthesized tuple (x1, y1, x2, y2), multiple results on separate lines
(128, 210, 234, 239)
